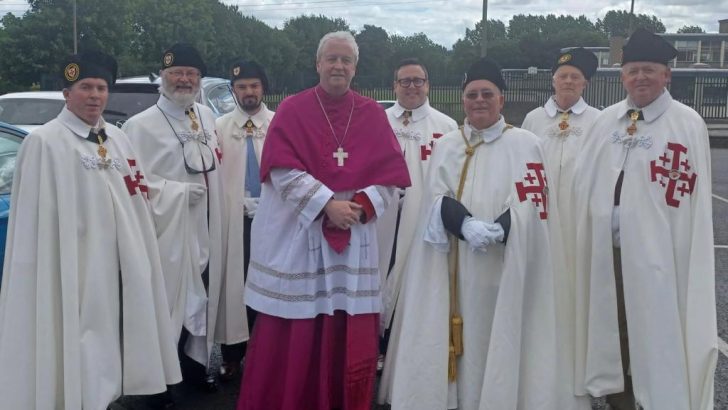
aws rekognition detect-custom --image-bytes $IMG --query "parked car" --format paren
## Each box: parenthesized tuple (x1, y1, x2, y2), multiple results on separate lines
(107, 75, 236, 127)
(377, 100, 396, 110)
(0, 121, 26, 284)
(0, 91, 65, 132)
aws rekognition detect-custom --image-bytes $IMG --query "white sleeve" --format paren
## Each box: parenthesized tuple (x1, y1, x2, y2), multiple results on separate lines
(359, 185, 396, 217)
(424, 196, 449, 252)
(270, 168, 334, 227)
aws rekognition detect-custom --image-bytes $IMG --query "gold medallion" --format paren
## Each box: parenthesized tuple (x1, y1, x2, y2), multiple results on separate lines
(244, 119, 255, 134)
(163, 52, 174, 67)
(64, 63, 80, 82)
(558, 111, 570, 131)
(233, 66, 241, 77)
(188, 109, 200, 132)
(627, 110, 640, 136)
(558, 54, 572, 64)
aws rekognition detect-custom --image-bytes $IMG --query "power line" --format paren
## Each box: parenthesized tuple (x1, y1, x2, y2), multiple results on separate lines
(230, 0, 443, 11)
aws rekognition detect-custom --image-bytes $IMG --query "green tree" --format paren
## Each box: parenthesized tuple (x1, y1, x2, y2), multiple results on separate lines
(596, 10, 666, 38)
(677, 25, 705, 34)
(355, 25, 392, 88)
(282, 15, 350, 89)
(450, 20, 510, 80)
(388, 33, 449, 86)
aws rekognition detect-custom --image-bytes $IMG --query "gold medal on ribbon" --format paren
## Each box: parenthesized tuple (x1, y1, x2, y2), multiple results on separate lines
(558, 111, 570, 131)
(627, 110, 640, 136)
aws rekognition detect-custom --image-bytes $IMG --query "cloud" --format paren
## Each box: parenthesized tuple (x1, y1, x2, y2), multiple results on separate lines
(1, 0, 726, 48)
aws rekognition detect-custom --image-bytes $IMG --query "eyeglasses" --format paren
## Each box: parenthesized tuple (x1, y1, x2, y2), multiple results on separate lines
(167, 69, 201, 79)
(396, 77, 427, 88)
(180, 136, 216, 175)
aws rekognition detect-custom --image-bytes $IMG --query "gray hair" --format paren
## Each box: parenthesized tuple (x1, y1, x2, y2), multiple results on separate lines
(316, 31, 359, 63)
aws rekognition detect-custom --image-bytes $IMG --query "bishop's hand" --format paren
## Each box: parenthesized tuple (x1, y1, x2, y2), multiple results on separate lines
(461, 217, 504, 253)
(324, 199, 362, 230)
(188, 183, 207, 207)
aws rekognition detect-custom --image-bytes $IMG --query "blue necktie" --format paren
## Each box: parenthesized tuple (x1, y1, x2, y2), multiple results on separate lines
(245, 131, 261, 197)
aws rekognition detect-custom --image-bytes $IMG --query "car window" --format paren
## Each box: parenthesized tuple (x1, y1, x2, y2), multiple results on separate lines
(0, 131, 22, 195)
(204, 84, 236, 116)
(105, 90, 160, 127)
(0, 99, 65, 126)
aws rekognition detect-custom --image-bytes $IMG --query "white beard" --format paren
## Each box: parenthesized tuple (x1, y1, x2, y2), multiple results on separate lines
(159, 77, 199, 107)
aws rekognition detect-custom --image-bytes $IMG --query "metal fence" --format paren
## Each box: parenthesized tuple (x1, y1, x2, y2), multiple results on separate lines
(265, 68, 728, 125)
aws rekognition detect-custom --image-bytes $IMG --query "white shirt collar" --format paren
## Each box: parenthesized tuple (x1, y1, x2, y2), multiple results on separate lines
(58, 106, 103, 138)
(233, 102, 270, 131)
(464, 115, 506, 144)
(544, 96, 588, 117)
(157, 94, 191, 121)
(390, 99, 431, 123)
(616, 88, 672, 123)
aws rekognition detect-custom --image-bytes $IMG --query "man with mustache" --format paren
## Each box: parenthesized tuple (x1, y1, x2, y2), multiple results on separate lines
(387, 57, 583, 410)
(0, 51, 181, 410)
(123, 43, 244, 398)
(214, 59, 274, 381)
(521, 46, 600, 410)
(573, 28, 716, 410)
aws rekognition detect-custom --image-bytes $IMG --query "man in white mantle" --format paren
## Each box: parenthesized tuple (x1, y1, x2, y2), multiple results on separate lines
(387, 57, 583, 410)
(377, 57, 457, 403)
(123, 43, 245, 391)
(0, 51, 181, 410)
(215, 59, 274, 380)
(573, 28, 717, 410)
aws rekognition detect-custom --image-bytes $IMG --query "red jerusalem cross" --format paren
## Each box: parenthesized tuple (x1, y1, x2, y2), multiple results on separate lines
(650, 142, 697, 208)
(420, 133, 443, 160)
(124, 159, 149, 198)
(215, 147, 223, 163)
(516, 162, 548, 220)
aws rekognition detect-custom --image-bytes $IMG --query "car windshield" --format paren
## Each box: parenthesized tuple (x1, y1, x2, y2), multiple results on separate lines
(0, 130, 22, 195)
(106, 86, 161, 128)
(0, 98, 65, 126)
(204, 83, 236, 116)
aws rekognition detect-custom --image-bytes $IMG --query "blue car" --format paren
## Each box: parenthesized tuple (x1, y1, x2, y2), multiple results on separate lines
(0, 122, 26, 285)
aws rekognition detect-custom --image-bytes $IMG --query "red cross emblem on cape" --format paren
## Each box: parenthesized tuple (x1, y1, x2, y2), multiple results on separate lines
(215, 147, 223, 163)
(516, 162, 548, 220)
(420, 133, 444, 161)
(650, 142, 697, 208)
(124, 159, 149, 198)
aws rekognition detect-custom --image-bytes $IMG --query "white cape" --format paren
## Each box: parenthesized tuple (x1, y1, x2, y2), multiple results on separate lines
(386, 122, 576, 410)
(573, 93, 717, 409)
(0, 111, 181, 410)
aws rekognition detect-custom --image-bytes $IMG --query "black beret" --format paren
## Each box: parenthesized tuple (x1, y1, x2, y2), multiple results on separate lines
(622, 28, 678, 66)
(162, 43, 207, 77)
(62, 51, 117, 87)
(552, 47, 598, 80)
(230, 60, 269, 93)
(462, 57, 506, 92)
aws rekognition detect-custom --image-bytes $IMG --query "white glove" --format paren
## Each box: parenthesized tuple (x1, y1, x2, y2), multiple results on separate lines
(461, 217, 504, 253)
(188, 183, 207, 207)
(244, 197, 260, 218)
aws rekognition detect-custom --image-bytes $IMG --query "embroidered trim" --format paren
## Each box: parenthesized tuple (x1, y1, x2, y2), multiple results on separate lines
(247, 281, 379, 302)
(610, 131, 653, 149)
(295, 181, 322, 214)
(249, 260, 378, 280)
(394, 128, 423, 142)
(547, 125, 583, 139)
(281, 172, 307, 201)
(80, 154, 122, 170)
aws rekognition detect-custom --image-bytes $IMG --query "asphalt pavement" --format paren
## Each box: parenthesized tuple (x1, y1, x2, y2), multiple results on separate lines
(117, 147, 728, 410)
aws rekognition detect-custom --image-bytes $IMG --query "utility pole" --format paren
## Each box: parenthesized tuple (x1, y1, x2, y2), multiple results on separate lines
(480, 0, 488, 57)
(73, 0, 77, 53)
(628, 0, 635, 36)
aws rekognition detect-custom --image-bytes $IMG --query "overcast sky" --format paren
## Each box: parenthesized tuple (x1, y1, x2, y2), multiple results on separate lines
(0, 0, 725, 48)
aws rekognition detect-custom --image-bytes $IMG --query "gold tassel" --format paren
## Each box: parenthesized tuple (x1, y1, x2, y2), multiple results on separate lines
(451, 315, 463, 355)
(448, 345, 457, 382)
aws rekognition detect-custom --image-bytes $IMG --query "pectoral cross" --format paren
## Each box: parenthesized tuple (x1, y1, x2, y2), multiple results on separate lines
(403, 110, 412, 126)
(333, 146, 348, 167)
(558, 111, 570, 131)
(187, 109, 200, 132)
